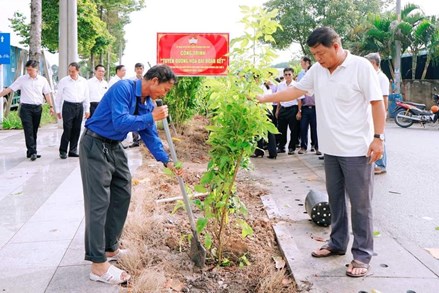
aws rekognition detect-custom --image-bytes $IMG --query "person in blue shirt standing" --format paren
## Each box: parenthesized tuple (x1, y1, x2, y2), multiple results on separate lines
(79, 64, 180, 285)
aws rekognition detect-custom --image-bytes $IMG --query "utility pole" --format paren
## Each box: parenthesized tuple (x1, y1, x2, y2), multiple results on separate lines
(394, 0, 402, 95)
(58, 0, 78, 81)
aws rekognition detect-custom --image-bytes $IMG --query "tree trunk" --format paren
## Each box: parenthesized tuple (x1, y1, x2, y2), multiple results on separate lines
(29, 0, 42, 62)
(411, 51, 417, 80)
(421, 53, 431, 80)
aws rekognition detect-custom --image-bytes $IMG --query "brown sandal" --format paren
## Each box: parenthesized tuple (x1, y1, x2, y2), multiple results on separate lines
(311, 244, 346, 258)
(346, 260, 370, 278)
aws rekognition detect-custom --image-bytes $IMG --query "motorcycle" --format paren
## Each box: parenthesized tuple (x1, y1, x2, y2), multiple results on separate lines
(394, 87, 439, 128)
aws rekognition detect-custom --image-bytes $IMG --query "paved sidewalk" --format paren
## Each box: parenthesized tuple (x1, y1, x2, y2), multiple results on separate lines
(0, 124, 145, 293)
(251, 149, 439, 293)
(1, 124, 438, 292)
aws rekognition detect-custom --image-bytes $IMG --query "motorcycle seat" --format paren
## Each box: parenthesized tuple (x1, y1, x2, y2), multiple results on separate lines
(406, 101, 426, 109)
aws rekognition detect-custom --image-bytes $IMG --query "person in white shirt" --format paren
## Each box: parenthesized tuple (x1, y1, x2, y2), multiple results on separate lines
(88, 64, 108, 117)
(257, 27, 385, 278)
(127, 63, 145, 148)
(0, 60, 54, 161)
(55, 62, 90, 159)
(275, 67, 301, 155)
(365, 52, 390, 175)
(107, 65, 126, 88)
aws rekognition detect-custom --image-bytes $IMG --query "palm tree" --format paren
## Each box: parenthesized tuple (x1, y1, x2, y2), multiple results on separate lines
(419, 16, 439, 79)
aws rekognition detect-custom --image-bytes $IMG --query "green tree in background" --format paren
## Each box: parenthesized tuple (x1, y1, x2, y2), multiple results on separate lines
(263, 0, 390, 56)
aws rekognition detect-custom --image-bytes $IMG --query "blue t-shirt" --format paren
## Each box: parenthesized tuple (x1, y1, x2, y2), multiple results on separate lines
(85, 79, 169, 163)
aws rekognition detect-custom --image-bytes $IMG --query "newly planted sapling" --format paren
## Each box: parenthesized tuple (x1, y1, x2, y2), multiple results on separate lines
(196, 6, 282, 264)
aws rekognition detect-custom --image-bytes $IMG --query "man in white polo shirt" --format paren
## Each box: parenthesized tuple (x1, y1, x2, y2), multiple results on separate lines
(258, 27, 385, 278)
(88, 64, 108, 117)
(55, 62, 90, 159)
(275, 67, 301, 155)
(0, 60, 54, 161)
(365, 52, 390, 175)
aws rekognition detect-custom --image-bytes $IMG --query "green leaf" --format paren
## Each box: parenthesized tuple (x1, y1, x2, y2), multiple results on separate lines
(196, 217, 208, 234)
(204, 233, 213, 249)
(163, 168, 173, 176)
(435, 227, 439, 231)
(373, 231, 381, 237)
(194, 184, 207, 193)
(175, 161, 183, 169)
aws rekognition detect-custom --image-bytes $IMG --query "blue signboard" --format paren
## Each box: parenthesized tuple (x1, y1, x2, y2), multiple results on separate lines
(0, 33, 11, 64)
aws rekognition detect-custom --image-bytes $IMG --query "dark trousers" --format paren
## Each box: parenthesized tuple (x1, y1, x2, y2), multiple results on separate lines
(300, 106, 318, 150)
(19, 103, 42, 157)
(255, 111, 277, 157)
(79, 132, 131, 263)
(60, 101, 83, 154)
(324, 155, 374, 264)
(89, 102, 99, 118)
(277, 105, 300, 150)
(271, 104, 280, 146)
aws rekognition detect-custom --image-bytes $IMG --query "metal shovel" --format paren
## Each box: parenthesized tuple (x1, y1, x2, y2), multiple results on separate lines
(156, 99, 206, 268)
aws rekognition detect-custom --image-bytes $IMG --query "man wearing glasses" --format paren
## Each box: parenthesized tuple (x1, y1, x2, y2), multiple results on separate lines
(275, 67, 301, 155)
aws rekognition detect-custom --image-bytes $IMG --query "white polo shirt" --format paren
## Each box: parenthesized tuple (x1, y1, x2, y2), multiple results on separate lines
(277, 80, 298, 107)
(9, 74, 51, 105)
(55, 75, 90, 113)
(295, 51, 382, 156)
(377, 70, 390, 96)
(87, 76, 108, 103)
(108, 75, 123, 88)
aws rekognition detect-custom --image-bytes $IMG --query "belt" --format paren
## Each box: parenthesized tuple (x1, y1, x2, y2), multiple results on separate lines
(64, 101, 83, 105)
(303, 105, 315, 109)
(84, 129, 120, 145)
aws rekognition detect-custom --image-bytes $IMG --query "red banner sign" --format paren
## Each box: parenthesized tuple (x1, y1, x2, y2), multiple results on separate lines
(157, 33, 229, 76)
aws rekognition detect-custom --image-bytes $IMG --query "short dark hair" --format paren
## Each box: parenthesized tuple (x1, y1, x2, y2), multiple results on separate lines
(283, 67, 294, 74)
(134, 63, 144, 69)
(25, 60, 39, 68)
(69, 62, 80, 70)
(115, 65, 125, 74)
(95, 64, 105, 71)
(306, 27, 341, 48)
(144, 64, 177, 84)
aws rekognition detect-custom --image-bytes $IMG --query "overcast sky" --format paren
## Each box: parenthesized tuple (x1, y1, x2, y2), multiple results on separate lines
(1, 0, 438, 72)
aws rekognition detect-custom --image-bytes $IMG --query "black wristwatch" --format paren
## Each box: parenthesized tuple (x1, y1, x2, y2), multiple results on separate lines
(373, 134, 385, 141)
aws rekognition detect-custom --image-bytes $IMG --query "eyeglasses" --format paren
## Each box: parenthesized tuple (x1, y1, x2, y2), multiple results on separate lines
(284, 73, 292, 76)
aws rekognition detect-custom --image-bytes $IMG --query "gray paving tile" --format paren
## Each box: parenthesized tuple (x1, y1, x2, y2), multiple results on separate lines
(46, 265, 123, 293)
(0, 240, 70, 268)
(10, 219, 82, 243)
(0, 266, 56, 293)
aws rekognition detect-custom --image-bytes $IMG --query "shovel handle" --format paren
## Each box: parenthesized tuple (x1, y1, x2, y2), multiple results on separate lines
(156, 99, 199, 236)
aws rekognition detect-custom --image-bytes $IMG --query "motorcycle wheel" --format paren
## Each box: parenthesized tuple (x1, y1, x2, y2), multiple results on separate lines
(395, 109, 414, 128)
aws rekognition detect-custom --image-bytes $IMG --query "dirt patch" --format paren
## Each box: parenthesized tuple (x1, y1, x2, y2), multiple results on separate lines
(119, 115, 297, 292)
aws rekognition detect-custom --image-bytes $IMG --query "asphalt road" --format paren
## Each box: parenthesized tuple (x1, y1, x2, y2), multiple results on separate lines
(373, 121, 439, 249)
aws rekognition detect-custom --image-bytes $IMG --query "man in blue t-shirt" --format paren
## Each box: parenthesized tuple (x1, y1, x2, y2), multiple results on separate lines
(79, 64, 180, 285)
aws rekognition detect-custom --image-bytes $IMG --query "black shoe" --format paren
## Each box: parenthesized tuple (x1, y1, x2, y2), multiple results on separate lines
(288, 148, 295, 155)
(30, 154, 38, 161)
(315, 150, 322, 156)
(60, 152, 68, 159)
(267, 155, 277, 159)
(318, 155, 324, 160)
(129, 142, 140, 148)
(251, 153, 264, 158)
(27, 154, 41, 159)
(277, 148, 285, 153)
(68, 152, 79, 157)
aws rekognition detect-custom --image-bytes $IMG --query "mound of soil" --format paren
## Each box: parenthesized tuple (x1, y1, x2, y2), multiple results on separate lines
(120, 115, 297, 292)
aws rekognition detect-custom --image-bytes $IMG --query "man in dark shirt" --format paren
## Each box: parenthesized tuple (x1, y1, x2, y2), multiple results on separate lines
(79, 64, 180, 284)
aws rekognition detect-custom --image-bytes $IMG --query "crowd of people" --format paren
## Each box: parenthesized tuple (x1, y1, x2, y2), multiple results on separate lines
(0, 25, 391, 285)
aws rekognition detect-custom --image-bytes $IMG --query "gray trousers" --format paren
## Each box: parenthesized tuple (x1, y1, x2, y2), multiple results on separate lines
(79, 133, 131, 263)
(324, 154, 374, 264)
